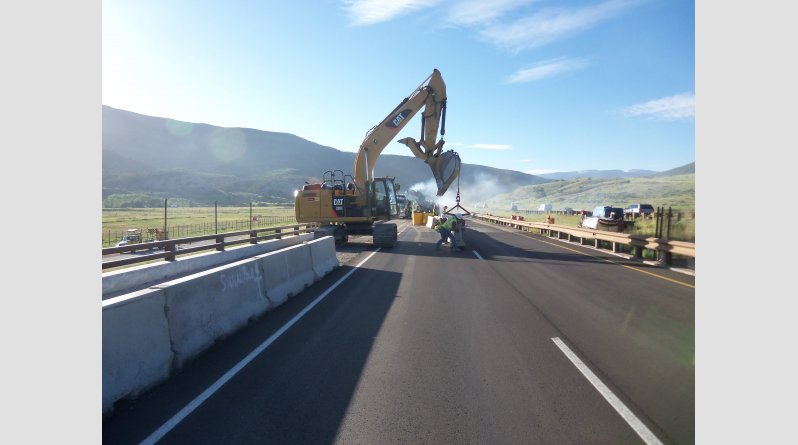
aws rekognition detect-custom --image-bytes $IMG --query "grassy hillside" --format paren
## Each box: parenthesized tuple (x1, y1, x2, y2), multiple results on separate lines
(102, 105, 549, 207)
(483, 173, 695, 212)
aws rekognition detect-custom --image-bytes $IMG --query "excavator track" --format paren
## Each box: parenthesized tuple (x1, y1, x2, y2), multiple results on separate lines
(372, 223, 397, 248)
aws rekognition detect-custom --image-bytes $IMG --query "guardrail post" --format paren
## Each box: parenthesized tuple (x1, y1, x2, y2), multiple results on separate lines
(275, 228, 282, 240)
(635, 246, 643, 258)
(165, 242, 177, 262)
(250, 230, 257, 245)
(612, 242, 620, 253)
(594, 239, 600, 249)
(215, 235, 224, 252)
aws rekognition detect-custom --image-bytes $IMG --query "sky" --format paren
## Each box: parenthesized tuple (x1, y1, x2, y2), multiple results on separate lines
(102, 0, 694, 175)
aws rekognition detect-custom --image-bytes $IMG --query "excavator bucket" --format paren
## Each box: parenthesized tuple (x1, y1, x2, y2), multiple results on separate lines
(427, 150, 461, 196)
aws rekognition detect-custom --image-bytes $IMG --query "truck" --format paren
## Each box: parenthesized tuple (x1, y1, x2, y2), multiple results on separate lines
(294, 69, 461, 247)
(115, 228, 143, 248)
(114, 228, 167, 252)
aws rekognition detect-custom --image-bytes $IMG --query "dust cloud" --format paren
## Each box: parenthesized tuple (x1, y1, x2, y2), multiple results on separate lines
(405, 171, 511, 213)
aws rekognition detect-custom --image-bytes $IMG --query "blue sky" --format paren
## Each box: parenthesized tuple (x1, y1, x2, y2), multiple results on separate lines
(102, 0, 694, 175)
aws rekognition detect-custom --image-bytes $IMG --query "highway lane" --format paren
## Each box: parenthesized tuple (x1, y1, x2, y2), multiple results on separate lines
(103, 218, 694, 445)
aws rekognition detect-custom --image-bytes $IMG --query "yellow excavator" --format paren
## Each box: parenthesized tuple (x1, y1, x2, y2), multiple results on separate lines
(294, 68, 460, 247)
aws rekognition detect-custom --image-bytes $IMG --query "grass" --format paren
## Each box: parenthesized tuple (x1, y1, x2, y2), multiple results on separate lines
(102, 205, 297, 246)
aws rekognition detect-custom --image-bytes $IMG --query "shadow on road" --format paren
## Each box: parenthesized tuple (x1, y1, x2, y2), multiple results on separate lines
(103, 264, 402, 445)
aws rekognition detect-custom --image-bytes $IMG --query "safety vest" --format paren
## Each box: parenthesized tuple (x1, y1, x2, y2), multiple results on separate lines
(439, 216, 455, 231)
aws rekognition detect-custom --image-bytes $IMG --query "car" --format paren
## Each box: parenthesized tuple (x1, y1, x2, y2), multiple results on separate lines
(624, 203, 655, 216)
(591, 206, 625, 220)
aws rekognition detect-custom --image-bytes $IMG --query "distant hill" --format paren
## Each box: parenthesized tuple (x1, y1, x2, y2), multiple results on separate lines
(487, 173, 695, 212)
(650, 162, 695, 177)
(538, 169, 658, 180)
(102, 106, 550, 206)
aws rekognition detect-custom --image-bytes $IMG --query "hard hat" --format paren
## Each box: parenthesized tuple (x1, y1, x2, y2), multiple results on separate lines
(456, 213, 463, 219)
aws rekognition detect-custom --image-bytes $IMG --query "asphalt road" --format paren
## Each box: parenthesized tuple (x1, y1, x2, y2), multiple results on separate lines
(103, 218, 695, 445)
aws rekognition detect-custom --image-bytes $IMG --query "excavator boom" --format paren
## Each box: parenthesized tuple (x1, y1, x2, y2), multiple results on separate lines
(354, 69, 460, 196)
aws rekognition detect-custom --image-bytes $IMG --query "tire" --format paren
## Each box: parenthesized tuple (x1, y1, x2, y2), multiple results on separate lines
(372, 223, 397, 248)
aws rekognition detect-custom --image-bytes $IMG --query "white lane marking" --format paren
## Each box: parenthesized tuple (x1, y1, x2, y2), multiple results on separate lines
(139, 249, 382, 445)
(551, 337, 664, 445)
(473, 250, 484, 260)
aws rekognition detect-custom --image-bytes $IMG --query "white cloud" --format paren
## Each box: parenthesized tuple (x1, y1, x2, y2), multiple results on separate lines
(446, 0, 536, 26)
(623, 93, 695, 120)
(479, 0, 637, 52)
(505, 57, 589, 83)
(343, 0, 441, 26)
(470, 143, 512, 150)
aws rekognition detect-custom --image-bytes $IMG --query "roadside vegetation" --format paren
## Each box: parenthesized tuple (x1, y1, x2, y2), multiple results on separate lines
(485, 210, 694, 243)
(102, 205, 296, 247)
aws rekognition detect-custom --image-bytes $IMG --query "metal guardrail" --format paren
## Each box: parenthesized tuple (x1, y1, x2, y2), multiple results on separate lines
(101, 224, 317, 270)
(473, 214, 694, 265)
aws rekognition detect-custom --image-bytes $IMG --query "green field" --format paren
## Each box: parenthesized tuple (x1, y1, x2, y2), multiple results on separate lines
(102, 205, 297, 247)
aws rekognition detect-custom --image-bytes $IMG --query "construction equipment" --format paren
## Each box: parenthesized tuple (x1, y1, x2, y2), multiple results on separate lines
(294, 69, 461, 247)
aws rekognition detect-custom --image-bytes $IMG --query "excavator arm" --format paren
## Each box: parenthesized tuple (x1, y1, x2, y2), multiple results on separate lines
(353, 69, 461, 196)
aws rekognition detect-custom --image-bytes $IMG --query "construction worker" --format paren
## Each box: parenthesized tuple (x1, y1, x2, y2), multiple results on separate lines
(434, 214, 458, 251)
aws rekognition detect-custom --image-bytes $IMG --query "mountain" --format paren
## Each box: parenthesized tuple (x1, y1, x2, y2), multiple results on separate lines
(538, 169, 659, 180)
(102, 106, 550, 206)
(651, 162, 695, 177)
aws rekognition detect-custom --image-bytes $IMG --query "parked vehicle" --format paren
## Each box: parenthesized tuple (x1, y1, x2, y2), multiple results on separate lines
(115, 228, 143, 248)
(592, 206, 625, 219)
(625, 203, 655, 216)
(579, 206, 625, 232)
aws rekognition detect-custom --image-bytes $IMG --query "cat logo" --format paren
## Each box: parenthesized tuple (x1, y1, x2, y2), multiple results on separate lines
(387, 109, 411, 128)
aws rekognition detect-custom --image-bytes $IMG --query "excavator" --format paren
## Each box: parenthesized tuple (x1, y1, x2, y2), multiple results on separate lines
(294, 68, 461, 247)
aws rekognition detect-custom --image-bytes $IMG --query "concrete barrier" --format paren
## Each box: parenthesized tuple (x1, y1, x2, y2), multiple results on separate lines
(102, 233, 313, 298)
(157, 257, 271, 369)
(257, 243, 314, 307)
(102, 288, 173, 416)
(307, 237, 339, 281)
(102, 235, 337, 416)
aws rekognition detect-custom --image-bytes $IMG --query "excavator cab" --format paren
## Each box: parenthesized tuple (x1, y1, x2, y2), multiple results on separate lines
(373, 177, 398, 219)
